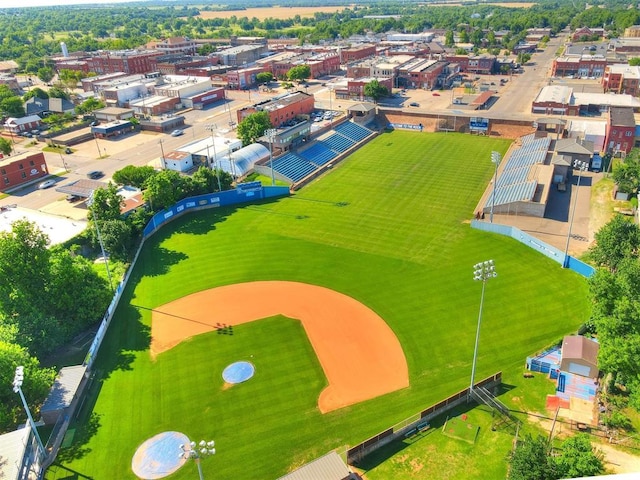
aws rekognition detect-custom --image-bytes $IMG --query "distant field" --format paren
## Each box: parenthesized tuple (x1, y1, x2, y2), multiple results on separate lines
(429, 1, 535, 6)
(198, 5, 350, 20)
(45, 131, 589, 480)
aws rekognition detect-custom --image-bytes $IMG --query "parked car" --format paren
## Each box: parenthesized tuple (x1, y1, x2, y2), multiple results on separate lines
(90, 120, 100, 127)
(66, 194, 81, 202)
(409, 102, 420, 107)
(38, 179, 56, 189)
(432, 92, 441, 96)
(171, 129, 184, 137)
(86, 170, 104, 179)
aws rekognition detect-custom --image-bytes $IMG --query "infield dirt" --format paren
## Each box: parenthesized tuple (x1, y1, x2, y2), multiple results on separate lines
(151, 281, 409, 413)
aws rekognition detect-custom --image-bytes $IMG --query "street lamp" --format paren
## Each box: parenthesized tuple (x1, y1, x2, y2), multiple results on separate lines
(470, 260, 497, 392)
(490, 151, 501, 223)
(563, 160, 588, 268)
(179, 440, 216, 480)
(265, 128, 277, 186)
(13, 366, 46, 463)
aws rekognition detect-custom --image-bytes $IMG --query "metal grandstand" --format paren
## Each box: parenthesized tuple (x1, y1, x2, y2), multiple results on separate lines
(482, 134, 553, 217)
(266, 121, 375, 184)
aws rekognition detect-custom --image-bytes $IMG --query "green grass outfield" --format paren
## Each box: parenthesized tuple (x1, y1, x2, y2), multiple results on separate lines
(46, 131, 590, 480)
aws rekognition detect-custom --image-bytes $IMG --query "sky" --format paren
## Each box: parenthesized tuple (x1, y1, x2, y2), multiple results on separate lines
(2, 0, 137, 7)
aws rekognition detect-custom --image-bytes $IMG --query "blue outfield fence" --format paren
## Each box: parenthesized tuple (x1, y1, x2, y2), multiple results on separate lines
(470, 220, 595, 278)
(143, 184, 290, 238)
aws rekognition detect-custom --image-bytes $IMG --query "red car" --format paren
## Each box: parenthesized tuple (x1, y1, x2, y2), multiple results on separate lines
(432, 92, 440, 96)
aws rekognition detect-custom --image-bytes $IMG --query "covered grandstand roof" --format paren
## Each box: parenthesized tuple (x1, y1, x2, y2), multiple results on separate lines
(485, 134, 551, 209)
(219, 143, 269, 177)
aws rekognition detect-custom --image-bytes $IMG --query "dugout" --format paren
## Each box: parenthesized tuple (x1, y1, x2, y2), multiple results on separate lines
(276, 451, 353, 480)
(40, 365, 88, 425)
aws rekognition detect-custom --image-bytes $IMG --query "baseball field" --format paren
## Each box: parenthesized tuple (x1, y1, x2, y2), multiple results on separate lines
(46, 131, 590, 480)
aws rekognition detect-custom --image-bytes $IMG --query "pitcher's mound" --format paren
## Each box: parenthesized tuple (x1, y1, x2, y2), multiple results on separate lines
(222, 361, 255, 384)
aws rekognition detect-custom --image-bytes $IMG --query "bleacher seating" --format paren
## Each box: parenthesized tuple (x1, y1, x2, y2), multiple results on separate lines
(334, 122, 373, 143)
(486, 181, 537, 209)
(299, 143, 338, 166)
(321, 134, 355, 154)
(272, 153, 316, 182)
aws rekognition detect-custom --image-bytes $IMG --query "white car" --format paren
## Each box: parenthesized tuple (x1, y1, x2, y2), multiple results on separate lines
(171, 129, 184, 137)
(38, 179, 56, 189)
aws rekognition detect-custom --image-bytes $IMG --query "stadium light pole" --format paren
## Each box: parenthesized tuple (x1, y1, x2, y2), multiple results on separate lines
(470, 260, 497, 393)
(13, 366, 46, 463)
(490, 151, 501, 223)
(265, 128, 277, 186)
(179, 440, 216, 480)
(205, 123, 222, 191)
(563, 160, 588, 268)
(87, 192, 114, 292)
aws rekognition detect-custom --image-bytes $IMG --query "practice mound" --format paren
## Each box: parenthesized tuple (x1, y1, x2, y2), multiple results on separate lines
(223, 361, 255, 384)
(151, 281, 409, 413)
(131, 431, 189, 479)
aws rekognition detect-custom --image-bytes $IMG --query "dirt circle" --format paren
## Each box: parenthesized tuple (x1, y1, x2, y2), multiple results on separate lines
(151, 281, 409, 413)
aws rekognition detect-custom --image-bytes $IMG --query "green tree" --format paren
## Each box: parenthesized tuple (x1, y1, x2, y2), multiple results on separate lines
(0, 342, 55, 432)
(286, 64, 311, 83)
(37, 66, 54, 83)
(517, 52, 532, 65)
(445, 29, 455, 47)
(88, 184, 124, 223)
(612, 153, 640, 194)
(112, 165, 157, 188)
(256, 72, 273, 84)
(554, 434, 604, 479)
(0, 220, 51, 319)
(93, 218, 134, 260)
(23, 87, 49, 102)
(0, 137, 12, 155)
(508, 434, 557, 480)
(589, 258, 640, 407)
(143, 169, 184, 211)
(237, 111, 272, 146)
(47, 85, 69, 100)
(75, 97, 105, 115)
(1, 97, 25, 118)
(630, 58, 640, 66)
(364, 79, 389, 102)
(586, 214, 640, 272)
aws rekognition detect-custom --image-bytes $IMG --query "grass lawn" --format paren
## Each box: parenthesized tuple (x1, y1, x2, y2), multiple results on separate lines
(45, 131, 591, 480)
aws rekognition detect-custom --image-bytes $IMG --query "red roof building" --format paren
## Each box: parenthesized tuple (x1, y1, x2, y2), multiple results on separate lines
(0, 152, 49, 191)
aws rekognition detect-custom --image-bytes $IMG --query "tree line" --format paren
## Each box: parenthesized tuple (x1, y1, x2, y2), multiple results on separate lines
(1, 1, 638, 74)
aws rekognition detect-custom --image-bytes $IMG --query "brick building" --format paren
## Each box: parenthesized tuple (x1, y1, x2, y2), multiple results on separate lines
(552, 56, 607, 78)
(148, 36, 197, 55)
(605, 107, 636, 155)
(531, 85, 577, 116)
(256, 51, 340, 80)
(602, 64, 640, 96)
(397, 58, 447, 90)
(572, 27, 606, 42)
(339, 44, 376, 63)
(237, 92, 314, 128)
(155, 55, 218, 76)
(0, 152, 49, 191)
(227, 66, 266, 90)
(444, 54, 496, 75)
(335, 77, 393, 101)
(86, 51, 162, 75)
